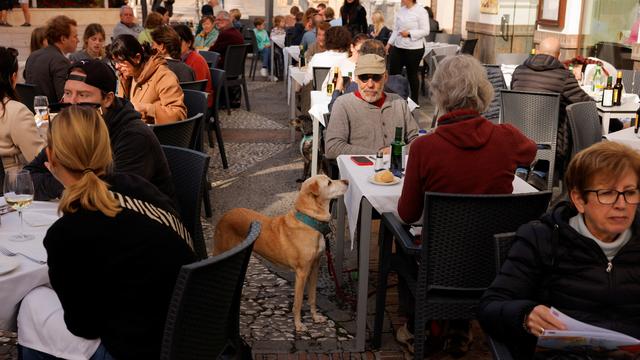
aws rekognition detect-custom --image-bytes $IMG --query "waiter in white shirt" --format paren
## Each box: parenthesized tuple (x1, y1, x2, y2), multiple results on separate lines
(385, 0, 429, 106)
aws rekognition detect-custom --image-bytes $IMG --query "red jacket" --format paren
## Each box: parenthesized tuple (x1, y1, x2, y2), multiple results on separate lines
(397, 109, 537, 223)
(184, 50, 213, 108)
(209, 27, 244, 68)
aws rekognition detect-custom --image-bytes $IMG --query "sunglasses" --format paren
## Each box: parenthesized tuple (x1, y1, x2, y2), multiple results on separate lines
(49, 102, 103, 115)
(357, 74, 383, 82)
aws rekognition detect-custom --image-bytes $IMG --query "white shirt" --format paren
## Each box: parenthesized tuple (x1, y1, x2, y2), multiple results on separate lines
(388, 5, 430, 50)
(305, 50, 349, 84)
(569, 214, 632, 261)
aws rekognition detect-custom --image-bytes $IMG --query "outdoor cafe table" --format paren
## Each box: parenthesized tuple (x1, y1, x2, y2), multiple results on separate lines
(0, 200, 58, 330)
(581, 86, 640, 135)
(604, 127, 640, 150)
(333, 154, 538, 351)
(308, 90, 332, 177)
(270, 33, 285, 81)
(288, 65, 308, 121)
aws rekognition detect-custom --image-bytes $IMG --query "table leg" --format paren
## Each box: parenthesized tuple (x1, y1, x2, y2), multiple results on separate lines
(270, 43, 275, 81)
(353, 198, 372, 352)
(311, 114, 319, 177)
(289, 75, 296, 141)
(335, 195, 346, 287)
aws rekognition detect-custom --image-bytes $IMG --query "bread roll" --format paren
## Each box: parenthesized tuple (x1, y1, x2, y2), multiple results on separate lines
(374, 170, 394, 183)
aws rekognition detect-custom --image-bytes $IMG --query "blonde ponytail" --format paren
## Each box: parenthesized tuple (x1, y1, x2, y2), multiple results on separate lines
(49, 106, 121, 217)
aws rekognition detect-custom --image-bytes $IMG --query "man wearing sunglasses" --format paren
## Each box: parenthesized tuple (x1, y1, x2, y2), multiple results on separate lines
(24, 59, 176, 206)
(325, 54, 419, 159)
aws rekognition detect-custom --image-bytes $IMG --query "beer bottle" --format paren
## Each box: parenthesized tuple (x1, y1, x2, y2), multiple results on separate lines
(299, 44, 306, 67)
(613, 71, 624, 106)
(390, 127, 405, 176)
(602, 76, 614, 107)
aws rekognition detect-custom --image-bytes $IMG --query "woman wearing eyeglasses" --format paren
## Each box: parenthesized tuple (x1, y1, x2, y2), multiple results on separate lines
(479, 141, 640, 359)
(0, 46, 45, 171)
(110, 34, 186, 124)
(17, 105, 195, 360)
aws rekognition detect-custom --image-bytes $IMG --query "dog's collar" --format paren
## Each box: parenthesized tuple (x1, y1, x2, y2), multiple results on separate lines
(295, 211, 331, 236)
(301, 134, 313, 141)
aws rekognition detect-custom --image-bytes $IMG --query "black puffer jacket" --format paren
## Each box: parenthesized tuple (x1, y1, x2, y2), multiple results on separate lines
(511, 54, 592, 161)
(478, 202, 640, 359)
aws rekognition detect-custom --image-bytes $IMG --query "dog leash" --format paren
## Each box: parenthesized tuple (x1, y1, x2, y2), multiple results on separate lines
(324, 235, 357, 307)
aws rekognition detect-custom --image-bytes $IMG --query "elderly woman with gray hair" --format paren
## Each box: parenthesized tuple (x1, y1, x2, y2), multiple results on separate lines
(395, 55, 536, 356)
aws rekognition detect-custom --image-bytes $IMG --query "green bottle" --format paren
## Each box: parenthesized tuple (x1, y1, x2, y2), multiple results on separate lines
(390, 127, 405, 176)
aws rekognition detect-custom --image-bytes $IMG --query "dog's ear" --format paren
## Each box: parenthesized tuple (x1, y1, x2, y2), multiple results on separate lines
(308, 179, 320, 196)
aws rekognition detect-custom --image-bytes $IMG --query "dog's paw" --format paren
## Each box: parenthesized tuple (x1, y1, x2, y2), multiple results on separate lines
(295, 321, 308, 332)
(312, 313, 327, 323)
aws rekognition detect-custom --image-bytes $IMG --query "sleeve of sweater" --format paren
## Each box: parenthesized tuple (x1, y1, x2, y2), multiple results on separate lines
(397, 136, 426, 223)
(51, 56, 71, 103)
(112, 130, 155, 180)
(477, 223, 545, 344)
(503, 124, 537, 167)
(23, 148, 64, 201)
(403, 102, 420, 143)
(325, 96, 378, 159)
(409, 8, 430, 41)
(44, 220, 102, 339)
(563, 73, 593, 104)
(147, 70, 188, 124)
(9, 102, 45, 163)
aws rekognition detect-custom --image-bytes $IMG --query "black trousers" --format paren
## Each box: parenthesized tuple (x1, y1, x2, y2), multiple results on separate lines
(389, 46, 424, 105)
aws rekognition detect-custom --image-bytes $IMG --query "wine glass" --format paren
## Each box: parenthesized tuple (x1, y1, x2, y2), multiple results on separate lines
(33, 96, 50, 128)
(3, 169, 35, 242)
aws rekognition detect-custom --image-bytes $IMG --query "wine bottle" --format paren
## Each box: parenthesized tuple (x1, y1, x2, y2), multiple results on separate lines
(592, 64, 605, 93)
(390, 127, 405, 177)
(299, 44, 306, 68)
(613, 71, 623, 106)
(602, 76, 614, 107)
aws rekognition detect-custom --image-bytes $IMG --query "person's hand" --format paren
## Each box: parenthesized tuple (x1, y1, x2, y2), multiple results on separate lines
(384, 44, 391, 54)
(525, 305, 567, 337)
(400, 30, 410, 38)
(133, 102, 149, 115)
(335, 72, 344, 92)
(265, 44, 271, 48)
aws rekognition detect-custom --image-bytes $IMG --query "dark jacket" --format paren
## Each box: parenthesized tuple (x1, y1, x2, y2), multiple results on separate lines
(510, 54, 592, 160)
(209, 26, 244, 68)
(288, 22, 305, 46)
(166, 58, 195, 83)
(24, 45, 71, 104)
(397, 109, 536, 223)
(45, 173, 196, 359)
(478, 203, 640, 359)
(341, 3, 368, 36)
(25, 97, 176, 203)
(368, 24, 391, 45)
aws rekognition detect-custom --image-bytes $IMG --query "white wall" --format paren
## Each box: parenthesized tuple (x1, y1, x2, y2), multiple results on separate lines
(436, 0, 454, 32)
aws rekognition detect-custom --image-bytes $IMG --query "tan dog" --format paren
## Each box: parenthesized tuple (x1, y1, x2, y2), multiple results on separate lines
(213, 175, 348, 332)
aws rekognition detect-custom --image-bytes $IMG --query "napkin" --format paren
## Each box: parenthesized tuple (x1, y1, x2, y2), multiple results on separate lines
(3, 240, 48, 263)
(23, 212, 59, 227)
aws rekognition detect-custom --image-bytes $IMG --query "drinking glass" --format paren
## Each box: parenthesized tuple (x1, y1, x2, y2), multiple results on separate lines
(33, 96, 50, 128)
(3, 169, 35, 241)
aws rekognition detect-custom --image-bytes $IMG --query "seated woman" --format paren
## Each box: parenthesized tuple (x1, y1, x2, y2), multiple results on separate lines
(150, 25, 195, 83)
(396, 54, 536, 357)
(111, 34, 186, 124)
(173, 24, 213, 108)
(0, 46, 45, 171)
(368, 11, 391, 45)
(69, 23, 107, 63)
(479, 141, 640, 359)
(305, 25, 352, 84)
(194, 15, 218, 50)
(17, 105, 195, 359)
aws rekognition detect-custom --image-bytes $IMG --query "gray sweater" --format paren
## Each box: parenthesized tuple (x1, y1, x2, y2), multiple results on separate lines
(325, 92, 419, 159)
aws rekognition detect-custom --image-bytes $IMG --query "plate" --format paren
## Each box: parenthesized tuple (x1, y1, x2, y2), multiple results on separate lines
(0, 256, 19, 275)
(368, 175, 401, 186)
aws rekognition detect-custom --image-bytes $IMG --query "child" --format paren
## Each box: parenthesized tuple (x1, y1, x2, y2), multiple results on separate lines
(253, 17, 271, 77)
(229, 8, 242, 31)
(271, 15, 286, 37)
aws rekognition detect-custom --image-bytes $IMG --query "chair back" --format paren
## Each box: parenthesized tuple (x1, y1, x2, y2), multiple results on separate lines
(152, 115, 199, 148)
(223, 44, 250, 78)
(419, 191, 551, 298)
(160, 222, 260, 360)
(244, 28, 259, 55)
(435, 33, 461, 45)
(161, 145, 210, 260)
(312, 67, 331, 91)
(461, 38, 478, 55)
(500, 90, 560, 189)
(15, 83, 39, 113)
(183, 89, 209, 151)
(209, 68, 225, 119)
(180, 79, 208, 92)
(621, 69, 640, 96)
(199, 50, 220, 67)
(493, 232, 516, 272)
(483, 64, 507, 123)
(495, 53, 528, 65)
(566, 101, 602, 160)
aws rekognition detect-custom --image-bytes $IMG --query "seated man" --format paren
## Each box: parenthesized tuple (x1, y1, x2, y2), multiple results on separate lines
(208, 10, 243, 68)
(325, 54, 419, 159)
(24, 59, 176, 203)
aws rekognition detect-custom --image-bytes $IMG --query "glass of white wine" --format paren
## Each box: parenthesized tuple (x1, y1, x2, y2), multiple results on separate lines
(3, 169, 35, 242)
(33, 96, 50, 128)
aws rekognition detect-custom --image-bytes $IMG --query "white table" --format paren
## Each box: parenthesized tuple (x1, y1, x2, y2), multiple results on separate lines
(0, 201, 58, 330)
(423, 42, 459, 59)
(333, 155, 537, 351)
(283, 45, 301, 83)
(288, 65, 309, 119)
(604, 127, 640, 150)
(597, 98, 639, 135)
(308, 91, 331, 177)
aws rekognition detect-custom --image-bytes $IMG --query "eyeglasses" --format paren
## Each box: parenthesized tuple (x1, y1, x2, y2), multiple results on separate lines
(357, 74, 383, 82)
(50, 102, 103, 115)
(584, 189, 640, 205)
(111, 58, 129, 68)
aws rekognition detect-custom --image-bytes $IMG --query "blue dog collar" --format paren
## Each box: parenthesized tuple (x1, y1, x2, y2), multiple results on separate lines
(295, 211, 331, 236)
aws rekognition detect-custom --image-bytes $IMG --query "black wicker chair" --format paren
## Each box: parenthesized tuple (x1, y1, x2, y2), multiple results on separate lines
(244, 28, 260, 80)
(435, 33, 462, 45)
(160, 221, 260, 360)
(180, 79, 208, 92)
(15, 83, 39, 113)
(482, 64, 507, 123)
(461, 38, 478, 55)
(199, 50, 220, 68)
(151, 114, 200, 148)
(161, 145, 211, 260)
(312, 67, 331, 91)
(222, 44, 251, 114)
(209, 67, 229, 169)
(371, 191, 552, 359)
(566, 101, 603, 161)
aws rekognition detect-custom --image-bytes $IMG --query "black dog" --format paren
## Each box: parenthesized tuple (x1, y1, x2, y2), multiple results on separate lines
(290, 115, 326, 182)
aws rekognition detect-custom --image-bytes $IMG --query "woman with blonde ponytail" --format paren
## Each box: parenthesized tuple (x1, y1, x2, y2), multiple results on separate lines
(17, 105, 195, 360)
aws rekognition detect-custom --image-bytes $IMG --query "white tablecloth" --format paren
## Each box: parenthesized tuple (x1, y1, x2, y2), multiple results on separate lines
(604, 127, 640, 150)
(0, 201, 58, 330)
(423, 42, 459, 59)
(336, 155, 539, 246)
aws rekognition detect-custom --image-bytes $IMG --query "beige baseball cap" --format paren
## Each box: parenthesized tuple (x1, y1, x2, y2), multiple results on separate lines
(355, 54, 386, 76)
